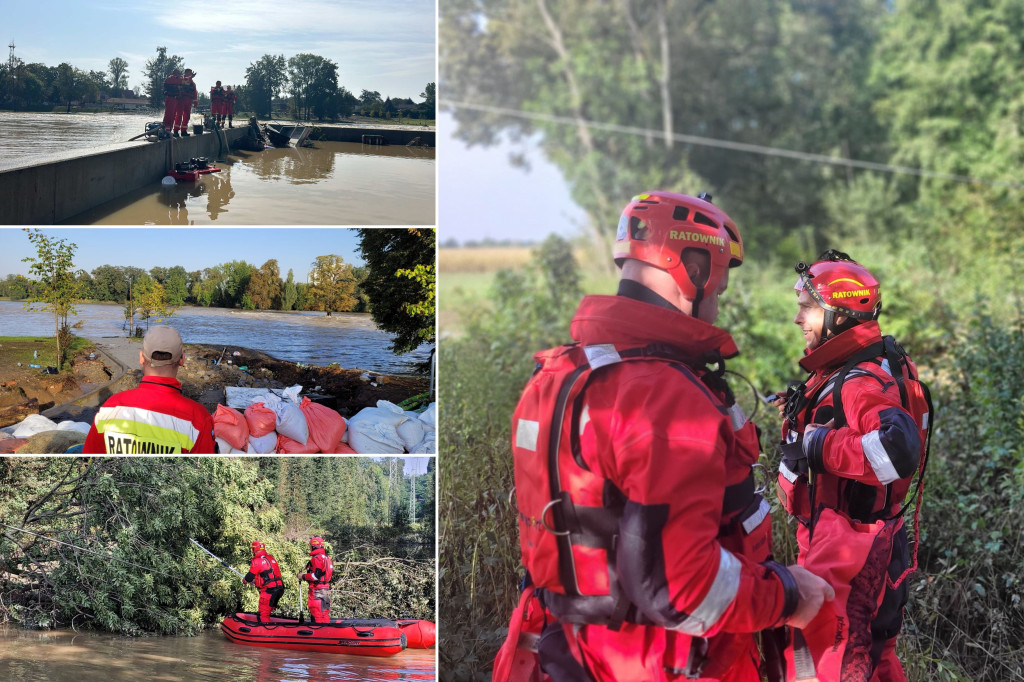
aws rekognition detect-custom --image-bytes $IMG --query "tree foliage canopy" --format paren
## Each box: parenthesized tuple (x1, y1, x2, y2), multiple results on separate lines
(358, 229, 437, 354)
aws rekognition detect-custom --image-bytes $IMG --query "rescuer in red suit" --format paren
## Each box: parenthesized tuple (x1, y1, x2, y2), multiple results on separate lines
(774, 251, 930, 682)
(243, 540, 285, 622)
(161, 69, 182, 135)
(174, 68, 198, 137)
(497, 191, 835, 682)
(210, 81, 225, 128)
(224, 85, 236, 128)
(298, 536, 334, 623)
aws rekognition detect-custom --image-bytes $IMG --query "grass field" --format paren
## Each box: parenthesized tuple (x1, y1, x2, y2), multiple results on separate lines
(0, 336, 93, 368)
(439, 246, 620, 336)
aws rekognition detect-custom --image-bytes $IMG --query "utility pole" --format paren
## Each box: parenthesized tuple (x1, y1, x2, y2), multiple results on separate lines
(409, 474, 416, 524)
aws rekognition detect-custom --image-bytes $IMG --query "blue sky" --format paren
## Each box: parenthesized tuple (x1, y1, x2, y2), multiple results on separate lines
(0, 227, 367, 281)
(438, 111, 587, 245)
(6, 0, 436, 101)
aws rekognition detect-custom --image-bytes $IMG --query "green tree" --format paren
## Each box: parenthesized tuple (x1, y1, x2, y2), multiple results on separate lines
(283, 269, 298, 311)
(143, 46, 184, 107)
(287, 53, 340, 121)
(245, 54, 288, 117)
(108, 57, 129, 95)
(21, 229, 81, 370)
(357, 228, 437, 353)
(164, 266, 189, 307)
(418, 81, 436, 118)
(306, 255, 358, 315)
(244, 259, 283, 310)
(135, 275, 173, 331)
(54, 62, 86, 112)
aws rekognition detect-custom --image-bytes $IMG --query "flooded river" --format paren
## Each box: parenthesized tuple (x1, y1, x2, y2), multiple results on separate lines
(0, 627, 435, 681)
(0, 112, 435, 225)
(0, 302, 431, 375)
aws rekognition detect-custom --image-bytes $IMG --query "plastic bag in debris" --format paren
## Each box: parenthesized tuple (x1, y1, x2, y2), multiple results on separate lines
(282, 385, 303, 404)
(264, 394, 309, 445)
(244, 402, 277, 437)
(213, 404, 249, 451)
(215, 436, 246, 455)
(247, 430, 278, 454)
(346, 401, 408, 454)
(10, 414, 59, 438)
(277, 434, 320, 454)
(300, 397, 347, 453)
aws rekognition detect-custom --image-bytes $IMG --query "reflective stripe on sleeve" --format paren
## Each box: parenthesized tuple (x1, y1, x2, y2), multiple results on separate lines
(672, 547, 741, 636)
(741, 498, 772, 535)
(861, 430, 899, 484)
(94, 405, 199, 451)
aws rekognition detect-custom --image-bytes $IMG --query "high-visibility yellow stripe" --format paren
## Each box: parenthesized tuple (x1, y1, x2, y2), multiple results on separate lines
(94, 405, 199, 452)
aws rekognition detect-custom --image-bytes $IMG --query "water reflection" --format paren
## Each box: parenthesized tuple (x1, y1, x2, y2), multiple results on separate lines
(63, 141, 434, 225)
(0, 627, 435, 682)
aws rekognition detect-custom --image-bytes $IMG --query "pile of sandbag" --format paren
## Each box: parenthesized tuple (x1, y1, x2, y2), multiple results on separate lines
(213, 386, 349, 454)
(0, 414, 93, 453)
(344, 400, 436, 454)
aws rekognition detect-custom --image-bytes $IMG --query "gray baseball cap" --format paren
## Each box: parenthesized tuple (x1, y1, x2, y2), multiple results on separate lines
(142, 326, 184, 366)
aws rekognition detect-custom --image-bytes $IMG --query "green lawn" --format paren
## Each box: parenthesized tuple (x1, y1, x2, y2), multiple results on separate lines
(0, 335, 93, 367)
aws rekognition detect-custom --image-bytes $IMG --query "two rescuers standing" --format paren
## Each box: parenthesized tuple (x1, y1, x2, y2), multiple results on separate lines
(498, 192, 929, 682)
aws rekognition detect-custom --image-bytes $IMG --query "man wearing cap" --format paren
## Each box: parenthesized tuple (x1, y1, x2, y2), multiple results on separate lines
(83, 326, 215, 454)
(174, 68, 199, 137)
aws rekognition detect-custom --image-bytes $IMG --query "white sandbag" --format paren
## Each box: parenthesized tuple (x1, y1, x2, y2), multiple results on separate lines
(56, 421, 92, 435)
(347, 423, 405, 454)
(397, 417, 427, 452)
(408, 432, 436, 454)
(248, 431, 278, 454)
(11, 414, 59, 438)
(419, 402, 437, 428)
(264, 394, 309, 444)
(282, 384, 303, 404)
(215, 436, 246, 455)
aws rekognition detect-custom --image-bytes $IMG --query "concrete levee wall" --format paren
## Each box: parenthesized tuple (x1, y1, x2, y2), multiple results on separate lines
(303, 125, 435, 146)
(0, 128, 247, 225)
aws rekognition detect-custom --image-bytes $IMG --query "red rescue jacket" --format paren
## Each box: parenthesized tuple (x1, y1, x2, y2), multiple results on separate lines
(246, 550, 284, 590)
(511, 295, 794, 675)
(210, 85, 224, 103)
(163, 75, 182, 98)
(178, 78, 197, 103)
(83, 376, 216, 454)
(302, 548, 333, 590)
(777, 321, 929, 524)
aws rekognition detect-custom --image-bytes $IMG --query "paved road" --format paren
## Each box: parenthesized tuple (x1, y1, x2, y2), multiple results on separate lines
(88, 337, 142, 371)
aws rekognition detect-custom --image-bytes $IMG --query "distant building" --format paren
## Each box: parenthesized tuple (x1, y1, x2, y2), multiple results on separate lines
(107, 98, 152, 111)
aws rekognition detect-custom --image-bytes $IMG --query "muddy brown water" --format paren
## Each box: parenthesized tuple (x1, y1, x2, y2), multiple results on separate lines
(0, 626, 436, 681)
(0, 112, 435, 225)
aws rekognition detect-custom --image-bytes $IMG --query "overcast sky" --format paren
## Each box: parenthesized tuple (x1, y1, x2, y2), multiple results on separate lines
(0, 227, 367, 281)
(5, 0, 436, 101)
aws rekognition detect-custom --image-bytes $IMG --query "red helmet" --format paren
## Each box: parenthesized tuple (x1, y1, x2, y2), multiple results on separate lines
(252, 540, 265, 553)
(794, 249, 880, 339)
(614, 191, 743, 303)
(309, 536, 325, 549)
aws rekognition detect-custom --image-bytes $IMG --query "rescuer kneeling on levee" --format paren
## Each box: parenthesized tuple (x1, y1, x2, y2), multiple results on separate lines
(493, 191, 834, 682)
(243, 540, 286, 622)
(83, 326, 215, 454)
(298, 536, 334, 623)
(772, 250, 932, 681)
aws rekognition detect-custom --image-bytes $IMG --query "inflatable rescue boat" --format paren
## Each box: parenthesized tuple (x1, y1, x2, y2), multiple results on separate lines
(396, 618, 436, 648)
(220, 613, 406, 656)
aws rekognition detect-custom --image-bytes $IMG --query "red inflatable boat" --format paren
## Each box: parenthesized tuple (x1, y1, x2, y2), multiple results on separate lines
(220, 613, 406, 656)
(396, 618, 436, 648)
(169, 166, 221, 182)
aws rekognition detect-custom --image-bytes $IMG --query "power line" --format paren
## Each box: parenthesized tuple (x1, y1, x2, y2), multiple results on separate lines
(443, 100, 1024, 190)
